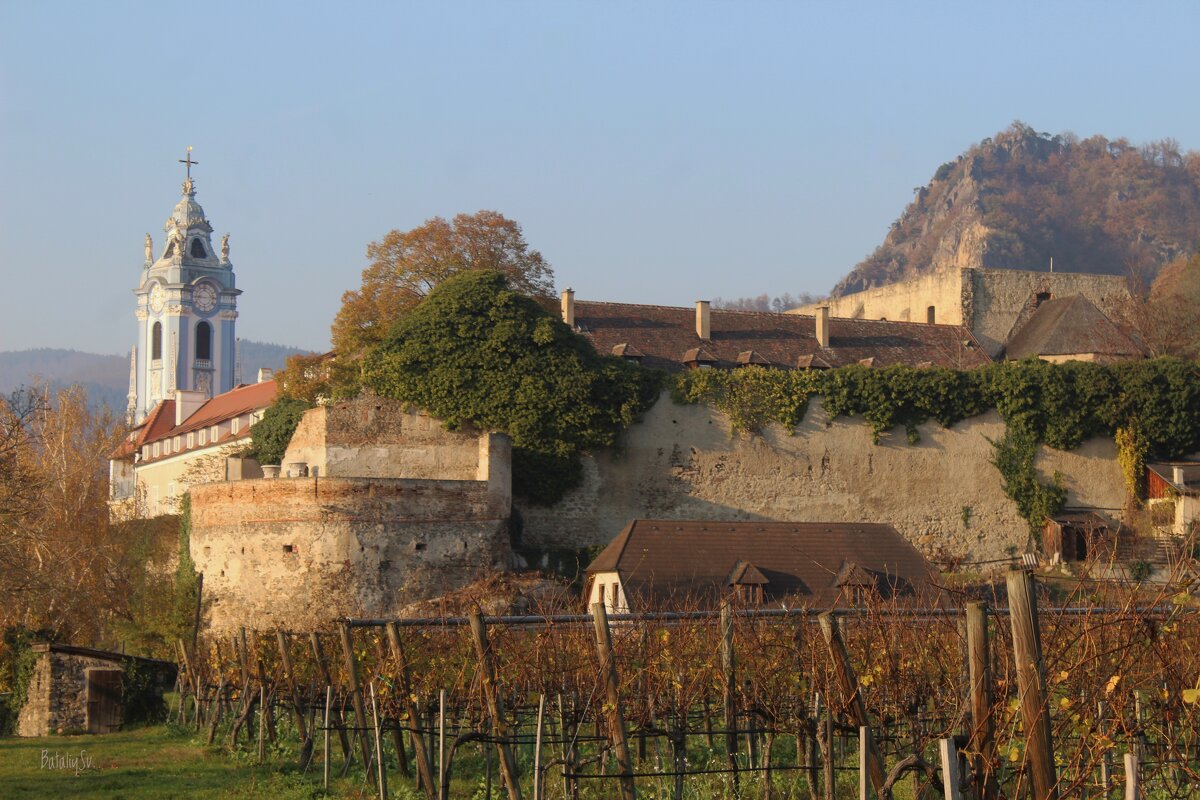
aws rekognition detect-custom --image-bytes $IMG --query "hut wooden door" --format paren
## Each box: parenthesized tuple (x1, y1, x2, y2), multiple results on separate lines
(86, 669, 123, 733)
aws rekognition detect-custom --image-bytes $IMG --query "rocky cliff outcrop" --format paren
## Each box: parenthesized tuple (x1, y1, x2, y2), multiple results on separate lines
(832, 122, 1200, 296)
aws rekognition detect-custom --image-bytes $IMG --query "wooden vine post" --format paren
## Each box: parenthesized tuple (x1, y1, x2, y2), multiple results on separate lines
(236, 628, 253, 741)
(276, 630, 313, 768)
(591, 602, 637, 800)
(720, 601, 738, 791)
(1005, 569, 1058, 800)
(384, 621, 436, 798)
(337, 621, 376, 780)
(310, 632, 352, 763)
(468, 610, 523, 800)
(817, 612, 887, 799)
(965, 601, 998, 800)
(176, 637, 198, 724)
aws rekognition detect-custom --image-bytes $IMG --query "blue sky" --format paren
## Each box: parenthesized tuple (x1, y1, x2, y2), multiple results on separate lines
(2, 1, 1198, 354)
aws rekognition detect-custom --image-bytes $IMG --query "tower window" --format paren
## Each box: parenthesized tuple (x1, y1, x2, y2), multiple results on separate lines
(926, 305, 936, 324)
(151, 322, 163, 360)
(190, 238, 206, 258)
(196, 321, 212, 361)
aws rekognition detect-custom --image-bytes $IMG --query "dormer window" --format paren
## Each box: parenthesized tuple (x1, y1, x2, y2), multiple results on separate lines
(835, 560, 880, 606)
(190, 238, 207, 258)
(796, 354, 832, 370)
(728, 560, 768, 606)
(682, 346, 718, 370)
(736, 350, 770, 368)
(611, 343, 645, 363)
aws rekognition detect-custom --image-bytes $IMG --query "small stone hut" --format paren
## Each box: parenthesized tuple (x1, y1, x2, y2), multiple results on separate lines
(16, 644, 176, 737)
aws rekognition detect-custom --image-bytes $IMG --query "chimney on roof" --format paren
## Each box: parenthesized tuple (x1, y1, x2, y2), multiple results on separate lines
(561, 288, 575, 327)
(174, 390, 207, 426)
(696, 300, 711, 341)
(257, 367, 273, 383)
(1174, 465, 1186, 486)
(816, 305, 830, 348)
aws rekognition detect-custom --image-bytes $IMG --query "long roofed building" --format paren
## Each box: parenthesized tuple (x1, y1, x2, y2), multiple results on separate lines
(559, 292, 992, 372)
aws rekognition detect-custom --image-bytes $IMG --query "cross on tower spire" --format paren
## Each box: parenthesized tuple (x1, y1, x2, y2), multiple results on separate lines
(178, 146, 199, 194)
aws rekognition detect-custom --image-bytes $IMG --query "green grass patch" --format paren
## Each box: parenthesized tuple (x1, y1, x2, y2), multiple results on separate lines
(0, 722, 375, 799)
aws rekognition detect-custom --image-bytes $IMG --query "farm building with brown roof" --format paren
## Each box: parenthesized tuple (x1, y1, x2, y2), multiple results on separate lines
(584, 519, 942, 612)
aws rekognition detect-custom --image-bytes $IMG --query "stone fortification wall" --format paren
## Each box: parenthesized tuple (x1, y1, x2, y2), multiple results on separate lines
(794, 269, 965, 325)
(794, 267, 1130, 358)
(516, 393, 1124, 563)
(964, 269, 1129, 357)
(284, 396, 489, 482)
(190, 477, 511, 633)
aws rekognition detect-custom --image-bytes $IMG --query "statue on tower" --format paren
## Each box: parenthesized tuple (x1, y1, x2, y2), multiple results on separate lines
(220, 233, 230, 263)
(169, 227, 186, 258)
(144, 233, 153, 265)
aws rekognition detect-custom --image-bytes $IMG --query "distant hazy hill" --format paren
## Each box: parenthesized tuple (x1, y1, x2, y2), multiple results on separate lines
(832, 122, 1200, 297)
(0, 341, 309, 412)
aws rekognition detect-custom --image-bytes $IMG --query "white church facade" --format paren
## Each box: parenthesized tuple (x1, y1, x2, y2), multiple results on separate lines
(110, 154, 275, 518)
(129, 151, 241, 423)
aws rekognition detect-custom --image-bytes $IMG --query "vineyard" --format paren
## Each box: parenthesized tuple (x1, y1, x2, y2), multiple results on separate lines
(173, 569, 1200, 800)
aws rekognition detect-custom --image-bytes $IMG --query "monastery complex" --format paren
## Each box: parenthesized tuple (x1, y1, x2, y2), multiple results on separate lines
(108, 167, 1190, 633)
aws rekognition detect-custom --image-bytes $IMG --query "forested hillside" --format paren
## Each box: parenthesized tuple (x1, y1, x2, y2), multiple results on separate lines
(0, 341, 310, 411)
(832, 122, 1200, 296)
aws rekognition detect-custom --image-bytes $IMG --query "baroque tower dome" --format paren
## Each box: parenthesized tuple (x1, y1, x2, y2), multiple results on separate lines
(130, 150, 241, 423)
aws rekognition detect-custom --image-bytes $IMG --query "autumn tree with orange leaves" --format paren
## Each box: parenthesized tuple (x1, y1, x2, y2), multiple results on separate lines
(332, 210, 555, 357)
(276, 211, 555, 404)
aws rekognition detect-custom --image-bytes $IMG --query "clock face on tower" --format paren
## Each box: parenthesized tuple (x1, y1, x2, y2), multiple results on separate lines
(148, 283, 166, 313)
(193, 282, 217, 313)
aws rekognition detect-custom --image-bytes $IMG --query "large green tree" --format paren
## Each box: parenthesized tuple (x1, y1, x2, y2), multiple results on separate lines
(361, 270, 660, 503)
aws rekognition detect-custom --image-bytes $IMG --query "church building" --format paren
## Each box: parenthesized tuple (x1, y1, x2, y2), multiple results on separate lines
(129, 149, 240, 422)
(110, 153, 275, 518)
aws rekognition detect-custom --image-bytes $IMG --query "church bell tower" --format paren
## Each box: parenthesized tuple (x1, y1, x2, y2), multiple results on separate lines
(129, 149, 241, 423)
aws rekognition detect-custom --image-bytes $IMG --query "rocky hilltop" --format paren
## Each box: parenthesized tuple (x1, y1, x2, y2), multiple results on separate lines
(832, 122, 1200, 296)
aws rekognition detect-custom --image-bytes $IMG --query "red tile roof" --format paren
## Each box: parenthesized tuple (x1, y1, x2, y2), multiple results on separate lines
(109, 398, 176, 459)
(129, 380, 277, 464)
(573, 301, 991, 371)
(586, 519, 942, 609)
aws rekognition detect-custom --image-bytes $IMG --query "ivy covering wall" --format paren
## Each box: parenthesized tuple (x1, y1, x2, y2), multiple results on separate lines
(361, 271, 663, 504)
(674, 359, 1200, 533)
